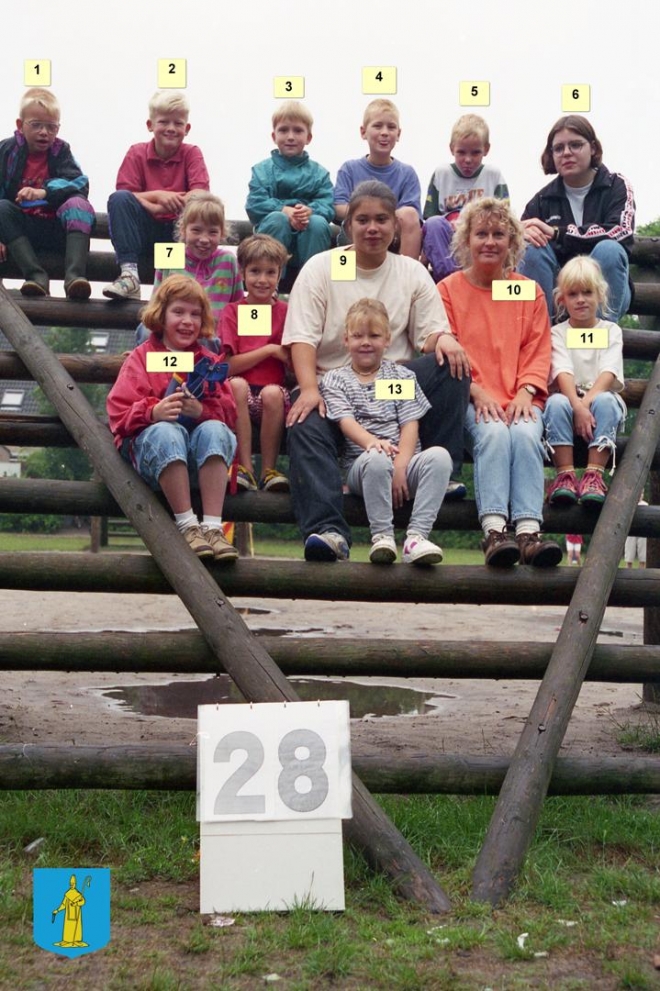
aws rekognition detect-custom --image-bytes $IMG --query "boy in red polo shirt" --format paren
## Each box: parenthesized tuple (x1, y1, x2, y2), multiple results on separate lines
(103, 90, 209, 300)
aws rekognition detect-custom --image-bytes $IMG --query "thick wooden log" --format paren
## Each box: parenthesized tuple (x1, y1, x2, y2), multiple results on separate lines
(0, 285, 451, 914)
(1, 479, 659, 538)
(0, 744, 658, 796)
(0, 352, 126, 382)
(472, 354, 660, 906)
(14, 295, 142, 330)
(0, 631, 658, 681)
(0, 552, 658, 606)
(643, 469, 660, 704)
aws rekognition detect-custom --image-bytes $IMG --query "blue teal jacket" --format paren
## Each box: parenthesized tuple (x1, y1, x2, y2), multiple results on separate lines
(0, 130, 90, 208)
(246, 150, 334, 224)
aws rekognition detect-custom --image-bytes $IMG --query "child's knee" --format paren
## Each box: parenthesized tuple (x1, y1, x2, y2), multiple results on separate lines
(362, 448, 393, 475)
(260, 385, 285, 411)
(230, 377, 249, 401)
(396, 206, 419, 231)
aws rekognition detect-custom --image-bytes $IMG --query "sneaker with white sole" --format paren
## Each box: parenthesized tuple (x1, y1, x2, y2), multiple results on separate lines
(444, 480, 467, 501)
(369, 533, 397, 564)
(182, 524, 214, 558)
(102, 272, 141, 300)
(203, 527, 239, 561)
(304, 532, 349, 562)
(403, 533, 443, 565)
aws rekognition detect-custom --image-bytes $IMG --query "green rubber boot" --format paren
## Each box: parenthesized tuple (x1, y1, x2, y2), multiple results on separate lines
(64, 231, 91, 300)
(8, 236, 49, 296)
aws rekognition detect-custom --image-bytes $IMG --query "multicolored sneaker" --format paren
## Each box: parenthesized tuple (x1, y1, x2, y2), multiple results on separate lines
(259, 469, 290, 493)
(403, 534, 443, 566)
(546, 471, 579, 506)
(579, 469, 608, 506)
(202, 527, 239, 562)
(236, 465, 258, 491)
(304, 532, 349, 562)
(182, 524, 214, 558)
(369, 533, 397, 564)
(102, 272, 141, 300)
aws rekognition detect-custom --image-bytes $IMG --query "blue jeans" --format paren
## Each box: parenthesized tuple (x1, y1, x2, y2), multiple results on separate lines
(256, 212, 331, 273)
(346, 446, 452, 539)
(287, 355, 470, 542)
(107, 190, 175, 265)
(464, 404, 545, 524)
(518, 240, 631, 322)
(126, 420, 236, 490)
(543, 391, 625, 460)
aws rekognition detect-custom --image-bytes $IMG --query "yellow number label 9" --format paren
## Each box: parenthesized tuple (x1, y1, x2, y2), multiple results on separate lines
(330, 251, 357, 281)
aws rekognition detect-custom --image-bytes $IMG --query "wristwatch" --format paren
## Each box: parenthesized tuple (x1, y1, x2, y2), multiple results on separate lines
(523, 384, 537, 396)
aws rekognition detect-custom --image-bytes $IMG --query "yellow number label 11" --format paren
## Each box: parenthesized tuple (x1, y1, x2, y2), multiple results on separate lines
(566, 326, 609, 349)
(491, 280, 536, 301)
(374, 380, 415, 400)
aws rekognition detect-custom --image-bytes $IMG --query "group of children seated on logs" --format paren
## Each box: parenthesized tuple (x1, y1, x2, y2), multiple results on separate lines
(0, 86, 634, 567)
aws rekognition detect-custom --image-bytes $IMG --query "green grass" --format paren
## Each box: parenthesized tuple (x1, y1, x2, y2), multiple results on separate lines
(1, 790, 659, 989)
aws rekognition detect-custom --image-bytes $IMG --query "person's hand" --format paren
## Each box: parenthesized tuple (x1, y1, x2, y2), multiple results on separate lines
(152, 392, 184, 422)
(392, 462, 409, 508)
(522, 218, 555, 247)
(434, 333, 471, 380)
(367, 437, 399, 457)
(472, 386, 507, 424)
(573, 401, 596, 442)
(179, 393, 203, 419)
(154, 190, 186, 213)
(286, 386, 325, 426)
(506, 389, 538, 424)
(292, 204, 311, 229)
(16, 186, 46, 203)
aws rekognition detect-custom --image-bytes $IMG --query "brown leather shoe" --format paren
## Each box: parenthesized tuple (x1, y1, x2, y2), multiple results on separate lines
(482, 528, 520, 567)
(517, 532, 563, 567)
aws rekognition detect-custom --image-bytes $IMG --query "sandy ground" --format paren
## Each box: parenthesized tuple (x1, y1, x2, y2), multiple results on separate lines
(0, 586, 651, 758)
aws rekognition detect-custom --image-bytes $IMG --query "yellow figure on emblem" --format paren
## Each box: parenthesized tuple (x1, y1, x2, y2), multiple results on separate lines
(52, 874, 90, 947)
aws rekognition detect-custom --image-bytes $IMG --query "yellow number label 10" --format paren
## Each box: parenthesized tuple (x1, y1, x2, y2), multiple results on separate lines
(561, 84, 591, 112)
(24, 60, 52, 86)
(491, 280, 536, 301)
(459, 81, 490, 106)
(273, 76, 305, 98)
(238, 305, 272, 337)
(146, 351, 194, 372)
(566, 326, 609, 349)
(158, 59, 187, 88)
(154, 243, 185, 269)
(374, 380, 415, 400)
(331, 251, 357, 281)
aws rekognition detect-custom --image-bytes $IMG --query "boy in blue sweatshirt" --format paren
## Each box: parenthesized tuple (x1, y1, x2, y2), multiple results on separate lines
(245, 101, 333, 278)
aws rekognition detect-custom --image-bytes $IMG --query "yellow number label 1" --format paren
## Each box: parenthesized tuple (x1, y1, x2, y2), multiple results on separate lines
(362, 66, 397, 94)
(459, 81, 490, 106)
(331, 250, 357, 281)
(158, 59, 187, 88)
(374, 380, 415, 400)
(24, 60, 51, 86)
(561, 84, 590, 112)
(491, 280, 536, 301)
(154, 243, 186, 269)
(273, 76, 305, 98)
(238, 305, 273, 337)
(566, 326, 609, 349)
(146, 351, 195, 372)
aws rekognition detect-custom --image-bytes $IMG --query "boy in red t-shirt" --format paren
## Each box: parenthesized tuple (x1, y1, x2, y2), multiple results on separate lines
(0, 88, 95, 298)
(103, 90, 209, 300)
(220, 235, 292, 492)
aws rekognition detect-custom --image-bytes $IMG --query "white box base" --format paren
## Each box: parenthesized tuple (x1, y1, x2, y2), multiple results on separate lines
(200, 818, 345, 913)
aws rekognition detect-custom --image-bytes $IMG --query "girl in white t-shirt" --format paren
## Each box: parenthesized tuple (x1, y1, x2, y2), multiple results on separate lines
(544, 256, 626, 507)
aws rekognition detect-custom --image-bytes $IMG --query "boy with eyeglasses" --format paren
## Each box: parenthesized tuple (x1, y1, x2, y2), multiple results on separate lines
(0, 88, 95, 298)
(104, 90, 210, 300)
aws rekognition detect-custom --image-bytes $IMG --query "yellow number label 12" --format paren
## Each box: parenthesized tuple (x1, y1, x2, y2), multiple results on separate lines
(146, 351, 195, 372)
(238, 305, 273, 336)
(566, 326, 608, 349)
(374, 380, 415, 400)
(491, 280, 536, 301)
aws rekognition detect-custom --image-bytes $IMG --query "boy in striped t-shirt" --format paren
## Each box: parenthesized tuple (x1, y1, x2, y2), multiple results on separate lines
(320, 298, 451, 566)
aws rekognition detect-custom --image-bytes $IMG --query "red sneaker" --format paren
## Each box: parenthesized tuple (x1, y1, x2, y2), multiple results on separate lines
(546, 471, 579, 506)
(579, 470, 608, 506)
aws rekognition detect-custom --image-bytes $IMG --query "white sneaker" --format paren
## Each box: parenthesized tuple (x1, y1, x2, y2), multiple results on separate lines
(103, 272, 141, 300)
(403, 533, 443, 566)
(369, 534, 397, 564)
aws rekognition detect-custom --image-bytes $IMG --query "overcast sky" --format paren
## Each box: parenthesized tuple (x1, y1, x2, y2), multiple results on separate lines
(3, 0, 658, 227)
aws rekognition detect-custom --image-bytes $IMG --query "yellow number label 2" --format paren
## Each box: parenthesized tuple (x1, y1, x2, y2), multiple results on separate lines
(154, 243, 186, 269)
(374, 380, 415, 400)
(330, 250, 357, 281)
(459, 81, 490, 106)
(362, 66, 397, 94)
(561, 84, 590, 112)
(566, 326, 608, 349)
(146, 351, 194, 372)
(491, 280, 536, 301)
(273, 76, 305, 98)
(238, 305, 272, 337)
(24, 60, 51, 86)
(158, 59, 187, 88)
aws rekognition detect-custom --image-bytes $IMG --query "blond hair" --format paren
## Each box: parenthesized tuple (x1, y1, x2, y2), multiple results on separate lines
(554, 256, 609, 318)
(175, 191, 228, 242)
(19, 87, 60, 119)
(451, 197, 525, 274)
(450, 114, 489, 147)
(148, 90, 189, 119)
(362, 98, 399, 127)
(141, 275, 215, 339)
(344, 298, 391, 339)
(272, 100, 313, 131)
